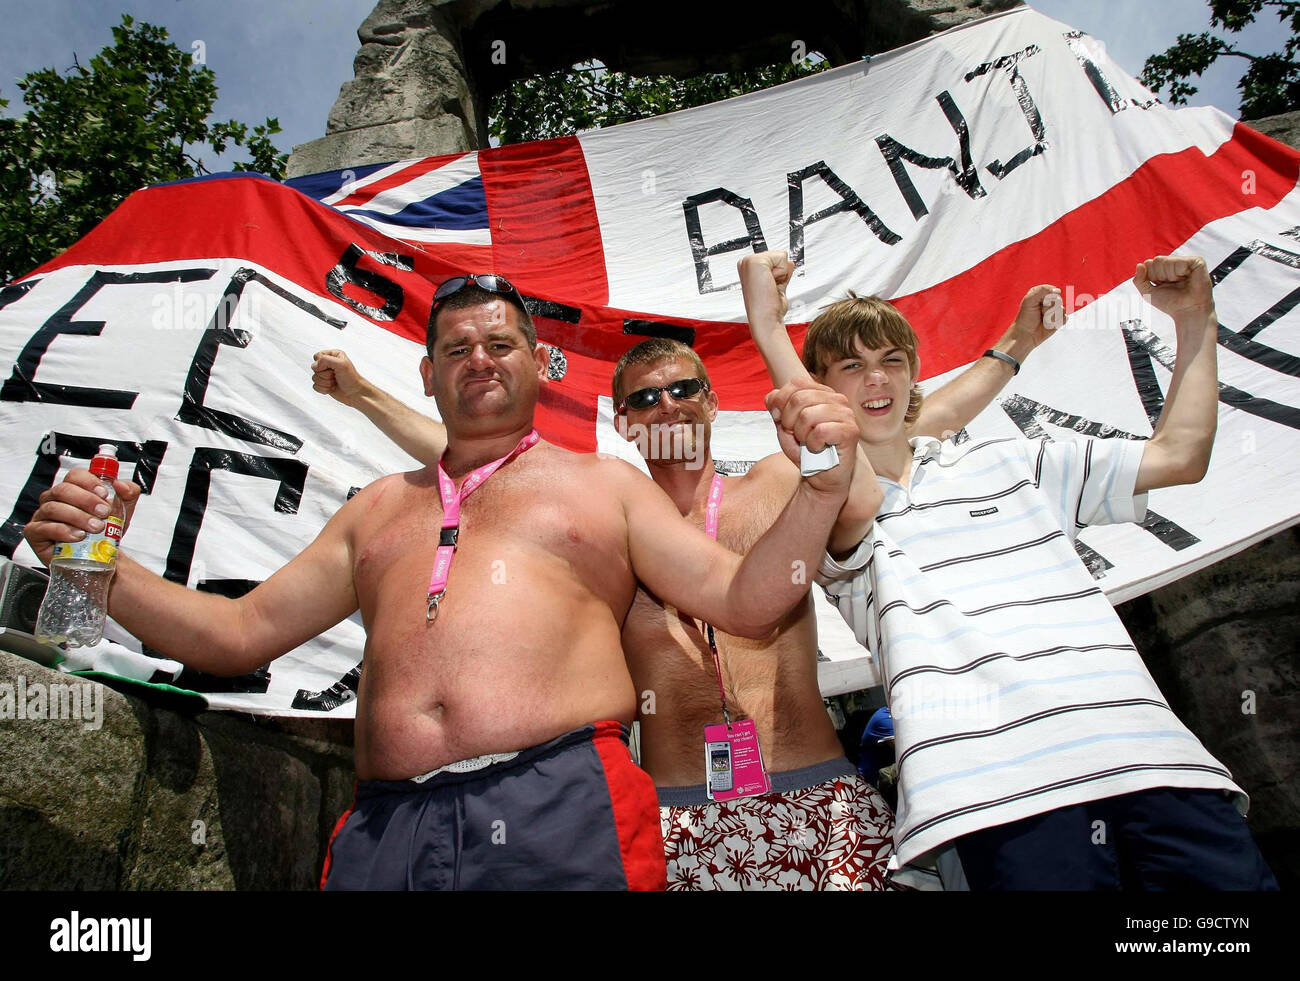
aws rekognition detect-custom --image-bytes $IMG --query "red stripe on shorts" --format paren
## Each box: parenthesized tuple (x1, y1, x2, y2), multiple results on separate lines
(320, 788, 356, 890)
(590, 721, 667, 891)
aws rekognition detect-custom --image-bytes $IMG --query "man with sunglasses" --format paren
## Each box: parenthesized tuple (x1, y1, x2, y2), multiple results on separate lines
(612, 252, 1058, 890)
(24, 271, 865, 891)
(310, 263, 1047, 889)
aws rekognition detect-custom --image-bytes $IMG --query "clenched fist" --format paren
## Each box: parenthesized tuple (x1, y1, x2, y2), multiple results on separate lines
(312, 349, 372, 407)
(739, 250, 797, 323)
(1013, 284, 1065, 346)
(765, 380, 857, 497)
(1134, 255, 1215, 324)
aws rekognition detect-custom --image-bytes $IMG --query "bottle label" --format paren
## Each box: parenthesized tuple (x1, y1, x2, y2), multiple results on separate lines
(52, 516, 124, 564)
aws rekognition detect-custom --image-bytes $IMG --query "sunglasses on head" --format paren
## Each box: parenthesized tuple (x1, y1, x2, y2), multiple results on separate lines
(618, 377, 709, 413)
(433, 273, 526, 312)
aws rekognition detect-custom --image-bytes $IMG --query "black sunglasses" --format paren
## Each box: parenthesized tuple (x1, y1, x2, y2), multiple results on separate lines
(618, 377, 710, 412)
(433, 273, 526, 312)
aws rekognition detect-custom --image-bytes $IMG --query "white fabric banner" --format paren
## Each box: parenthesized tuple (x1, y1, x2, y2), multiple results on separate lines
(2, 6, 1297, 711)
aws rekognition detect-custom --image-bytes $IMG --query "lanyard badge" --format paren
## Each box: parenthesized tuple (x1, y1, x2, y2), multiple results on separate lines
(699, 473, 772, 801)
(426, 429, 539, 622)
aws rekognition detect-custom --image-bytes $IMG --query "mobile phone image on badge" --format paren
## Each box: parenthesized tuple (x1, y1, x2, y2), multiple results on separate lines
(706, 741, 733, 793)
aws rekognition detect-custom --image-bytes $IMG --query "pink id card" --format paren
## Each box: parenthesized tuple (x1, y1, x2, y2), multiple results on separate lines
(704, 719, 772, 801)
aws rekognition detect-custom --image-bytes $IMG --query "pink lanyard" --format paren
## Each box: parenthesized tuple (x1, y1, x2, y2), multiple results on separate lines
(700, 473, 730, 724)
(426, 429, 539, 621)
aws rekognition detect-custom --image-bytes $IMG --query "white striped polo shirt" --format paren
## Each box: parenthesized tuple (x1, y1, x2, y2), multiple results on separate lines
(817, 434, 1244, 873)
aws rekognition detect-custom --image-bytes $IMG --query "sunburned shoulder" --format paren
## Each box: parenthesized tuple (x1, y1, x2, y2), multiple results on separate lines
(336, 467, 435, 518)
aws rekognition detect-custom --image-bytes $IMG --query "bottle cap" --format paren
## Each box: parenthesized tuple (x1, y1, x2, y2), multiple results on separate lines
(89, 444, 119, 481)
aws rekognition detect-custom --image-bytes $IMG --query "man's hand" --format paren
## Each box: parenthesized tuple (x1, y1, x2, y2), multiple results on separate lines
(765, 380, 857, 496)
(312, 349, 372, 407)
(1013, 283, 1064, 348)
(1134, 255, 1215, 325)
(24, 470, 141, 567)
(738, 250, 796, 325)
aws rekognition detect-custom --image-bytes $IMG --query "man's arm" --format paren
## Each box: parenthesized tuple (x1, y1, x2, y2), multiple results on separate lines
(745, 425, 883, 557)
(621, 380, 858, 639)
(1132, 255, 1219, 493)
(25, 470, 361, 675)
(313, 349, 446, 466)
(738, 250, 809, 387)
(738, 250, 881, 550)
(910, 284, 1060, 439)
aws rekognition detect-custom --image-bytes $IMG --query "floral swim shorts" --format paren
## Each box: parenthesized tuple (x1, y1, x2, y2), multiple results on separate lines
(657, 756, 893, 890)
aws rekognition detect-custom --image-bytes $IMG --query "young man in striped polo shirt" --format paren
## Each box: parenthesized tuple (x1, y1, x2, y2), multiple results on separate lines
(743, 250, 1277, 890)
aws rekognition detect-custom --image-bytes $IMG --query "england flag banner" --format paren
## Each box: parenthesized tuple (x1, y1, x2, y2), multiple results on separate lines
(2, 5, 1298, 714)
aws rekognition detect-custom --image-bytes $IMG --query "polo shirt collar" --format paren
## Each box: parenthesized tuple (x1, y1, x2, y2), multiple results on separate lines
(910, 435, 943, 463)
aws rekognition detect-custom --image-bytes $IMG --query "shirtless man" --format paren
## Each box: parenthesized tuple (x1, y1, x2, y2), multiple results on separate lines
(312, 256, 1052, 889)
(23, 273, 861, 891)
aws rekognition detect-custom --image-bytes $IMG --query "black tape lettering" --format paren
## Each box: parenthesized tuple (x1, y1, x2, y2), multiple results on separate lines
(787, 161, 901, 268)
(1122, 324, 1167, 427)
(1, 434, 166, 560)
(326, 244, 413, 321)
(1, 268, 214, 406)
(964, 44, 1048, 180)
(623, 319, 697, 346)
(682, 188, 769, 294)
(520, 296, 581, 323)
(1063, 31, 1156, 114)
(292, 663, 361, 712)
(1211, 239, 1300, 344)
(876, 91, 988, 220)
(1138, 510, 1200, 551)
(0, 279, 38, 313)
(1073, 539, 1115, 579)
(176, 268, 313, 453)
(1123, 319, 1300, 431)
(999, 393, 1199, 551)
(999, 393, 1143, 442)
(163, 448, 308, 586)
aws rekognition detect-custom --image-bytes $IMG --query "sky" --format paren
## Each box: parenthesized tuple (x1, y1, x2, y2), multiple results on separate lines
(0, 0, 1292, 173)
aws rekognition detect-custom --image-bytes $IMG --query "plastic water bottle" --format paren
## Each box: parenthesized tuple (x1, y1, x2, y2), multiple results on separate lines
(34, 444, 126, 648)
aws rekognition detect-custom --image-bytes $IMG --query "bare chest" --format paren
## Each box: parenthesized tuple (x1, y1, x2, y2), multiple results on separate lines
(352, 464, 634, 639)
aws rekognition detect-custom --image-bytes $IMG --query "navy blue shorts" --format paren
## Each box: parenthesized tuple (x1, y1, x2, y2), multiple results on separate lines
(953, 787, 1278, 890)
(321, 721, 666, 891)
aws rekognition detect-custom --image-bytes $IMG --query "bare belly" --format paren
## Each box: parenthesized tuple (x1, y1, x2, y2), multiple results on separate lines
(624, 588, 845, 787)
(348, 461, 637, 780)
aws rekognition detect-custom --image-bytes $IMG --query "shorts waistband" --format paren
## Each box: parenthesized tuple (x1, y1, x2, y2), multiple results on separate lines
(656, 755, 856, 808)
(358, 720, 629, 798)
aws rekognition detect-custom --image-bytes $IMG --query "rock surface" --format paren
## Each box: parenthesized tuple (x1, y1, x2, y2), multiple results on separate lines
(1244, 110, 1300, 150)
(0, 654, 354, 889)
(287, 0, 1018, 176)
(1117, 527, 1300, 888)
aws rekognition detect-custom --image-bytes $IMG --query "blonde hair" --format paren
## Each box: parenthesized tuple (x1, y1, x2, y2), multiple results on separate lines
(612, 338, 711, 405)
(802, 292, 923, 424)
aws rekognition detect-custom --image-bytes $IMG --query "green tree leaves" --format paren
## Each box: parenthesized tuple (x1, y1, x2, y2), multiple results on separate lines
(0, 15, 287, 283)
(1141, 0, 1299, 119)
(490, 58, 829, 146)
